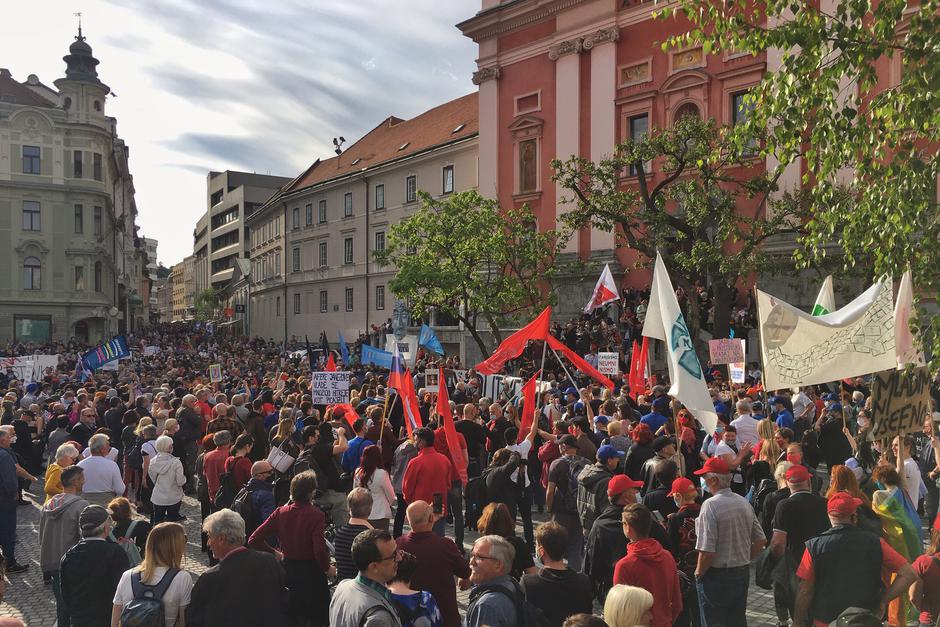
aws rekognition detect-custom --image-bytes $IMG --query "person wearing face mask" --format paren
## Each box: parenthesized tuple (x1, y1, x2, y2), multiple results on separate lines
(714, 425, 752, 496)
(665, 477, 700, 581)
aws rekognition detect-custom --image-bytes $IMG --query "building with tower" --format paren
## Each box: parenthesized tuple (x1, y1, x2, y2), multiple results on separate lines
(0, 25, 147, 343)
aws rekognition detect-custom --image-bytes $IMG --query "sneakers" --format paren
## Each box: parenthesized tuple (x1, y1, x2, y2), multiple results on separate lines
(7, 562, 28, 574)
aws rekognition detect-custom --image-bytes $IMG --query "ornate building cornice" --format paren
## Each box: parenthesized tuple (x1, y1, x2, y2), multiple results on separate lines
(472, 65, 502, 85)
(582, 26, 620, 50)
(548, 37, 583, 61)
(549, 26, 620, 61)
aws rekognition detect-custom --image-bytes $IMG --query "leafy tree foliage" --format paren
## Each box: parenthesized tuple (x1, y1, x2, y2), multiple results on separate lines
(194, 288, 219, 322)
(373, 190, 565, 357)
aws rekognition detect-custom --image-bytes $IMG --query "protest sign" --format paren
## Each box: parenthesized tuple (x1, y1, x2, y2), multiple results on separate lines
(208, 364, 222, 383)
(143, 346, 161, 357)
(597, 352, 619, 375)
(0, 355, 59, 382)
(424, 370, 440, 393)
(869, 366, 933, 441)
(311, 371, 351, 405)
(708, 339, 745, 365)
(729, 362, 746, 384)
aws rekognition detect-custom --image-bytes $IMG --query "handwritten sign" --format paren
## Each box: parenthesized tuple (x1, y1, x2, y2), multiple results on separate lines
(869, 366, 933, 441)
(208, 364, 222, 383)
(597, 352, 619, 375)
(729, 361, 746, 384)
(311, 371, 350, 405)
(709, 339, 745, 365)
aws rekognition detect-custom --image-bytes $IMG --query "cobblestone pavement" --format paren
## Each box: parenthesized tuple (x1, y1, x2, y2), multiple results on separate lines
(0, 483, 778, 626)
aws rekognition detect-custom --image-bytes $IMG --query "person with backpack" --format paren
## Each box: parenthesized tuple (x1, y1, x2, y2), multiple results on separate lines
(147, 435, 186, 524)
(546, 435, 589, 571)
(111, 521, 193, 627)
(39, 465, 88, 627)
(107, 497, 152, 566)
(466, 534, 548, 627)
(329, 528, 403, 627)
(203, 430, 232, 511)
(577, 444, 624, 535)
(231, 460, 276, 539)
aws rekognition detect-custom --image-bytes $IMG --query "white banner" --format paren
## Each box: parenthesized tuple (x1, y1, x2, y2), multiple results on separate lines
(384, 335, 419, 368)
(756, 279, 896, 391)
(311, 371, 350, 405)
(597, 352, 619, 375)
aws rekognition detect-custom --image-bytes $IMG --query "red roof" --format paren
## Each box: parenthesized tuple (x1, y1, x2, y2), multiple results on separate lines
(286, 92, 478, 193)
(0, 69, 56, 108)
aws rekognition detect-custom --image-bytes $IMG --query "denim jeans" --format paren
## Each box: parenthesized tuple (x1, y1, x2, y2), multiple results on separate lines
(152, 501, 182, 525)
(696, 565, 750, 627)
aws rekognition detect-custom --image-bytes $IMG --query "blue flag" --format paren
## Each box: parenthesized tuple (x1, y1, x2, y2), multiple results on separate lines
(419, 324, 444, 355)
(338, 332, 350, 367)
(360, 344, 393, 369)
(81, 335, 130, 371)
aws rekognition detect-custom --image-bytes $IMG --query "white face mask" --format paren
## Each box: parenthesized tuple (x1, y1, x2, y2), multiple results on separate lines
(635, 492, 643, 504)
(673, 495, 684, 508)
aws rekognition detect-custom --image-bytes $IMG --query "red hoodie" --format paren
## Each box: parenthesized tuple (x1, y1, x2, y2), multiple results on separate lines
(613, 537, 682, 627)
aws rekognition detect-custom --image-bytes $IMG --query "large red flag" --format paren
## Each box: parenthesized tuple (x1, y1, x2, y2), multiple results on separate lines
(629, 340, 641, 400)
(637, 337, 650, 392)
(475, 307, 551, 375)
(387, 349, 406, 393)
(401, 370, 423, 439)
(547, 335, 615, 389)
(518, 371, 540, 443)
(330, 403, 358, 430)
(324, 354, 337, 372)
(436, 367, 468, 484)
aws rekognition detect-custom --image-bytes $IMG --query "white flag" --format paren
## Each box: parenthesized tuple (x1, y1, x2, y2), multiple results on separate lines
(642, 254, 717, 432)
(812, 275, 835, 316)
(584, 264, 620, 313)
(895, 269, 925, 369)
(756, 278, 896, 391)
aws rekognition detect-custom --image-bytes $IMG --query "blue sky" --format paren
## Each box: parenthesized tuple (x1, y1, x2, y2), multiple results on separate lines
(1, 0, 479, 265)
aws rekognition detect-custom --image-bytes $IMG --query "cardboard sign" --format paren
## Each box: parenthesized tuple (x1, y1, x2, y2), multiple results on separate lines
(597, 352, 619, 375)
(708, 339, 745, 365)
(729, 362, 746, 384)
(869, 366, 933, 441)
(424, 370, 440, 393)
(311, 371, 350, 405)
(208, 364, 223, 383)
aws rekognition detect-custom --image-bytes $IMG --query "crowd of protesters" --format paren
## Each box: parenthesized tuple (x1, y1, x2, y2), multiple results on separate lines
(0, 310, 938, 627)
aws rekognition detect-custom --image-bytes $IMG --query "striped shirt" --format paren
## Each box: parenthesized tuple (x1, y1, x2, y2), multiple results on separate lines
(333, 523, 371, 581)
(694, 488, 764, 568)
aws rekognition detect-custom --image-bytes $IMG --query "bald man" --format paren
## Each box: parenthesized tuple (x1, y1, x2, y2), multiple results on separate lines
(241, 461, 276, 533)
(397, 501, 470, 627)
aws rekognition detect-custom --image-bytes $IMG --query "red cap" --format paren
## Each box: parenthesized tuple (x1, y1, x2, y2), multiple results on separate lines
(785, 465, 811, 483)
(827, 491, 863, 516)
(607, 474, 644, 495)
(694, 457, 730, 475)
(667, 477, 697, 497)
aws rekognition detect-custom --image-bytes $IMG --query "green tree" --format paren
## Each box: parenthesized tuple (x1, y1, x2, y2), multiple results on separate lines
(552, 114, 799, 344)
(661, 0, 940, 363)
(194, 287, 219, 322)
(373, 190, 566, 357)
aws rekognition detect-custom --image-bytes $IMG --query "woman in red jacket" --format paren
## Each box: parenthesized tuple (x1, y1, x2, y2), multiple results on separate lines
(223, 434, 253, 492)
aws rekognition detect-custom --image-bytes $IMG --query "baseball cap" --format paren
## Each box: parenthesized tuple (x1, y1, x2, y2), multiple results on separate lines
(652, 397, 669, 410)
(79, 505, 110, 535)
(667, 477, 696, 497)
(597, 444, 626, 463)
(827, 491, 863, 516)
(652, 436, 675, 452)
(559, 434, 579, 449)
(785, 465, 811, 483)
(694, 457, 730, 475)
(829, 403, 843, 413)
(822, 392, 838, 401)
(607, 474, 644, 495)
(770, 395, 786, 406)
(593, 414, 610, 425)
(564, 387, 578, 396)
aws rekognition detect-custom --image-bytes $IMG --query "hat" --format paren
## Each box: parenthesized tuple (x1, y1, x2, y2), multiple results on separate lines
(597, 444, 626, 462)
(827, 492, 863, 516)
(79, 505, 110, 535)
(559, 434, 579, 449)
(593, 414, 610, 425)
(694, 457, 730, 475)
(26, 383, 38, 394)
(573, 401, 585, 412)
(564, 387, 578, 396)
(770, 395, 786, 406)
(829, 403, 843, 413)
(607, 474, 644, 495)
(652, 397, 669, 410)
(785, 465, 811, 483)
(667, 477, 697, 497)
(652, 436, 675, 452)
(844, 457, 865, 482)
(822, 392, 838, 401)
(752, 401, 763, 411)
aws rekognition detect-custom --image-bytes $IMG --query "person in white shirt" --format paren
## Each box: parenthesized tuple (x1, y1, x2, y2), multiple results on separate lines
(111, 521, 193, 627)
(354, 444, 396, 532)
(791, 388, 816, 423)
(729, 399, 760, 448)
(505, 410, 554, 551)
(78, 434, 126, 507)
(892, 435, 925, 509)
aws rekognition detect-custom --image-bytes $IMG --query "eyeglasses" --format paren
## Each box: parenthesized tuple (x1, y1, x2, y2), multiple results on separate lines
(376, 549, 401, 562)
(469, 552, 500, 562)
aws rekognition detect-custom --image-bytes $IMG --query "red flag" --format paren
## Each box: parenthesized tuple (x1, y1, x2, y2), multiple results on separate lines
(324, 354, 337, 372)
(330, 403, 358, 431)
(638, 337, 650, 391)
(518, 371, 540, 443)
(475, 307, 551, 375)
(629, 340, 641, 401)
(437, 367, 468, 485)
(547, 335, 615, 389)
(401, 370, 423, 439)
(387, 350, 406, 393)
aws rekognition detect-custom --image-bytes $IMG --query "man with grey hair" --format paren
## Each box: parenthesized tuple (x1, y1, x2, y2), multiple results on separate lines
(333, 487, 374, 581)
(693, 457, 766, 626)
(77, 433, 125, 506)
(466, 534, 521, 627)
(188, 509, 288, 627)
(730, 398, 759, 448)
(59, 504, 130, 627)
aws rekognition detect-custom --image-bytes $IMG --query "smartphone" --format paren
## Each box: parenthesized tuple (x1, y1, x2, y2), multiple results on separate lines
(432, 493, 443, 515)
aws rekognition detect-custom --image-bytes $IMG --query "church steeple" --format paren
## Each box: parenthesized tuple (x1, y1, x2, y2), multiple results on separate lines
(62, 18, 101, 85)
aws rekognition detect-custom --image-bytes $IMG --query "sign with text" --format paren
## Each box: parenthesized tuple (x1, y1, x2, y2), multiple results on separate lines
(729, 361, 746, 384)
(143, 346, 161, 357)
(311, 371, 350, 405)
(869, 366, 933, 441)
(708, 339, 745, 365)
(597, 352, 619, 375)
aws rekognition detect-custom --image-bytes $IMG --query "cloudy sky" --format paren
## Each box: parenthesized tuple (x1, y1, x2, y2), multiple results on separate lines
(1, 0, 479, 266)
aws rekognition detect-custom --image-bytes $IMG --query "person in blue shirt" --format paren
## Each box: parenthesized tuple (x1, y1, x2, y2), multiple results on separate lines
(640, 397, 670, 433)
(341, 418, 374, 474)
(772, 396, 794, 430)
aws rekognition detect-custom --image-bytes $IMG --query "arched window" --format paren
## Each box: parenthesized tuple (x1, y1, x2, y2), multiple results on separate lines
(93, 100, 101, 112)
(23, 257, 40, 290)
(94, 261, 102, 293)
(674, 102, 701, 122)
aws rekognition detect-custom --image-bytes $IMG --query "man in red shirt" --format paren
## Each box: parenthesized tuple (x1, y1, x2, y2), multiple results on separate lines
(403, 428, 453, 537)
(203, 430, 232, 509)
(613, 503, 682, 627)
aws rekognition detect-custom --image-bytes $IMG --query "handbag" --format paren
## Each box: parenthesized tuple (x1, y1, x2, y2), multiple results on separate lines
(266, 439, 296, 474)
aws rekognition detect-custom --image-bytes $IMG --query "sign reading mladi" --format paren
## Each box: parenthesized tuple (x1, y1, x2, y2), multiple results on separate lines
(869, 366, 932, 441)
(311, 371, 350, 405)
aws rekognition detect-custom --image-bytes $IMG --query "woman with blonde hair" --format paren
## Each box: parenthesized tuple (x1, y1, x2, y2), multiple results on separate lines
(111, 522, 193, 627)
(603, 583, 653, 627)
(755, 418, 781, 464)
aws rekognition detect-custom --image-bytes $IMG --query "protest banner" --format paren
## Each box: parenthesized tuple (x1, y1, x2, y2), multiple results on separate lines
(424, 369, 440, 393)
(0, 355, 59, 382)
(143, 346, 161, 357)
(311, 371, 351, 405)
(708, 339, 745, 365)
(729, 361, 746, 384)
(208, 364, 222, 383)
(869, 366, 933, 441)
(597, 352, 619, 375)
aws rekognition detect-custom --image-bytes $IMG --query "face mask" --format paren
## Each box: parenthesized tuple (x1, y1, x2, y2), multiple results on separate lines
(786, 452, 802, 464)
(635, 492, 643, 504)
(673, 495, 684, 508)
(715, 426, 725, 434)
(9, 437, 15, 444)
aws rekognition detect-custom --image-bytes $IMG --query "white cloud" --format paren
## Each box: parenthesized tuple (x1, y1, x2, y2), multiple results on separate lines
(0, 0, 478, 266)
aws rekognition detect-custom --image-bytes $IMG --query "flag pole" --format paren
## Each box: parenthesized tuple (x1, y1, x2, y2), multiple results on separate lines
(840, 379, 848, 431)
(551, 348, 581, 396)
(752, 284, 771, 402)
(379, 388, 392, 445)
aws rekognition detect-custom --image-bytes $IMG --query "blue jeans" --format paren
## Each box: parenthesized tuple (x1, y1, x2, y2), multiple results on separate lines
(696, 565, 750, 627)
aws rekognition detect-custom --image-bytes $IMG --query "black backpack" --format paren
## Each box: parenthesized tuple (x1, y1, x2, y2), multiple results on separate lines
(464, 474, 489, 530)
(214, 469, 237, 510)
(230, 487, 259, 537)
(126, 437, 146, 471)
(119, 567, 179, 627)
(560, 456, 588, 515)
(469, 582, 550, 627)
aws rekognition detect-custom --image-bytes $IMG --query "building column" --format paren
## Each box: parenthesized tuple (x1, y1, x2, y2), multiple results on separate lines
(552, 39, 581, 254)
(473, 66, 501, 199)
(586, 27, 619, 253)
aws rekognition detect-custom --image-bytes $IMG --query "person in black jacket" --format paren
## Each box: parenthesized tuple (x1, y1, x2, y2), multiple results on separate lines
(189, 509, 288, 627)
(59, 505, 130, 627)
(522, 521, 593, 627)
(484, 448, 522, 518)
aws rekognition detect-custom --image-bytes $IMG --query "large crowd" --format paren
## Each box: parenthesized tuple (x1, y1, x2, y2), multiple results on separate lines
(0, 313, 939, 627)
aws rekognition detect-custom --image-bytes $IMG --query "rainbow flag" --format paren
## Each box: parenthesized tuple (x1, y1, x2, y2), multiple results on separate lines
(81, 335, 130, 371)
